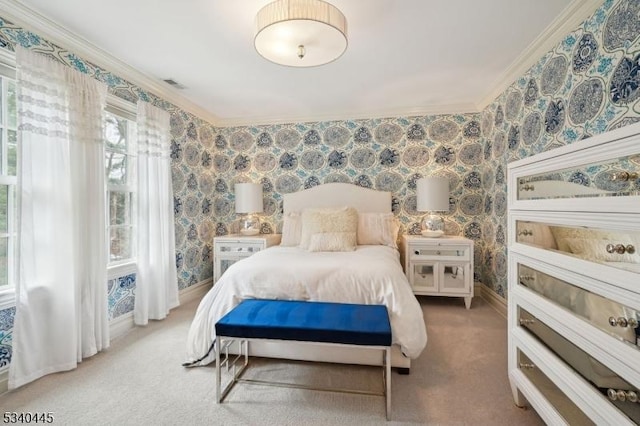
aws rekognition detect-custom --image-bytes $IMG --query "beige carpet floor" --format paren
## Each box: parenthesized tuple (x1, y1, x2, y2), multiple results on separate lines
(0, 295, 543, 425)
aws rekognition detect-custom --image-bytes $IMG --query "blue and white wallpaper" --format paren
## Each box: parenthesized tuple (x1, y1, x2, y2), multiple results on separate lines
(2, 0, 640, 371)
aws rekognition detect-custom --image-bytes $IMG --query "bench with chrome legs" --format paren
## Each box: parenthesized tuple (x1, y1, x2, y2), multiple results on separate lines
(215, 299, 392, 420)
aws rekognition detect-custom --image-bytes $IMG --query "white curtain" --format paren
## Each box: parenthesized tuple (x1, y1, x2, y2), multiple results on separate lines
(9, 47, 109, 389)
(134, 101, 179, 325)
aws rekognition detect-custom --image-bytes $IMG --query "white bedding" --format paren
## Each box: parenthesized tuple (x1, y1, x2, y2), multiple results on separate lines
(186, 245, 427, 365)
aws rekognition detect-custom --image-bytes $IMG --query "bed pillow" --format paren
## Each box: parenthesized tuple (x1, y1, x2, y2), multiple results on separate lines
(357, 212, 400, 248)
(565, 237, 640, 264)
(299, 206, 358, 250)
(280, 212, 302, 246)
(308, 232, 357, 252)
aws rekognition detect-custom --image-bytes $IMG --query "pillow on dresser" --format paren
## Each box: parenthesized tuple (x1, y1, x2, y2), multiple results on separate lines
(307, 232, 357, 252)
(357, 212, 400, 248)
(280, 212, 302, 246)
(299, 206, 358, 250)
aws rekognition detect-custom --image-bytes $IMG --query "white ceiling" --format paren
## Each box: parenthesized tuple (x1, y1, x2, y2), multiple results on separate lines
(8, 0, 601, 126)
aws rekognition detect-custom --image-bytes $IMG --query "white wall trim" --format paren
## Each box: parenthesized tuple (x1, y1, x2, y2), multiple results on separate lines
(108, 279, 212, 341)
(0, 368, 7, 395)
(479, 284, 507, 318)
(0, 0, 220, 126)
(179, 279, 212, 305)
(477, 0, 602, 110)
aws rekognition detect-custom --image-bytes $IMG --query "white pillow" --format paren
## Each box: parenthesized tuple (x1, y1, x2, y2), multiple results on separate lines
(357, 212, 399, 248)
(307, 232, 357, 252)
(280, 212, 302, 246)
(299, 206, 358, 249)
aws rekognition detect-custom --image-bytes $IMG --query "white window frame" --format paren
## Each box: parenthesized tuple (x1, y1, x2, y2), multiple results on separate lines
(0, 48, 16, 310)
(105, 95, 137, 280)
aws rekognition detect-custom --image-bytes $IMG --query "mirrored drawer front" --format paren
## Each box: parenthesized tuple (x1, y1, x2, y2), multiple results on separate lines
(515, 220, 640, 273)
(216, 242, 263, 254)
(411, 264, 435, 288)
(410, 246, 469, 258)
(517, 349, 595, 425)
(519, 309, 640, 423)
(517, 153, 640, 201)
(518, 263, 639, 349)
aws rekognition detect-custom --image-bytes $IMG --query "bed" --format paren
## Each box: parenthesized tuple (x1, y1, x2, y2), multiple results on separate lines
(185, 183, 427, 370)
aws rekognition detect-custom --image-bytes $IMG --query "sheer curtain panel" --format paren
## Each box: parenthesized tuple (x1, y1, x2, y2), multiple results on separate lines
(134, 101, 178, 325)
(9, 47, 109, 389)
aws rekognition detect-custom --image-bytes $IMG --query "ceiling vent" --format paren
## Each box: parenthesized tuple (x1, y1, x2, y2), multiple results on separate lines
(163, 78, 186, 90)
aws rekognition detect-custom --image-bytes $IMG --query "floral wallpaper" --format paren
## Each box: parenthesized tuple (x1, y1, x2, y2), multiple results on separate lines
(2, 0, 640, 372)
(478, 0, 640, 296)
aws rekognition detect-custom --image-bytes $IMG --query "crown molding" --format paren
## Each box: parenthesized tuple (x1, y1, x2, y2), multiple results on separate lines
(0, 0, 222, 126)
(477, 0, 603, 110)
(216, 102, 480, 127)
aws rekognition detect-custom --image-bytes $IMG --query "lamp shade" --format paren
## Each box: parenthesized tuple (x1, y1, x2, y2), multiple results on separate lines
(254, 0, 348, 67)
(417, 177, 449, 212)
(235, 183, 263, 213)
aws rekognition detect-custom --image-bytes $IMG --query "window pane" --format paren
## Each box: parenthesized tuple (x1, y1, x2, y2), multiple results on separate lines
(105, 151, 129, 185)
(105, 113, 128, 152)
(7, 129, 16, 176)
(0, 237, 7, 287)
(110, 226, 132, 262)
(7, 80, 16, 129)
(109, 191, 131, 226)
(0, 184, 8, 234)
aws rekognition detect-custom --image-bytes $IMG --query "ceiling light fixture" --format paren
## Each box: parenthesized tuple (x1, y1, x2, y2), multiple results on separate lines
(254, 0, 348, 67)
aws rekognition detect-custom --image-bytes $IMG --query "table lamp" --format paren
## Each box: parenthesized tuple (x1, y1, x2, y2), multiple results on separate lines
(235, 182, 263, 236)
(417, 177, 449, 238)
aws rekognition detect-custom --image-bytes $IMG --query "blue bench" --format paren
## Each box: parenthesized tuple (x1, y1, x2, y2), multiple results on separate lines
(215, 299, 392, 420)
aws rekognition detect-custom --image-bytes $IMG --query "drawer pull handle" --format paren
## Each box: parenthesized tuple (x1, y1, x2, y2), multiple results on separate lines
(517, 229, 533, 237)
(518, 363, 535, 369)
(611, 171, 639, 182)
(606, 243, 635, 254)
(519, 274, 534, 282)
(521, 184, 535, 191)
(608, 316, 639, 328)
(414, 250, 419, 255)
(519, 318, 535, 326)
(608, 389, 640, 403)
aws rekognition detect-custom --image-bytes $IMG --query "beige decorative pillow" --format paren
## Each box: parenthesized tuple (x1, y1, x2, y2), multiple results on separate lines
(517, 222, 557, 250)
(565, 237, 640, 264)
(280, 212, 302, 246)
(299, 206, 358, 249)
(357, 212, 399, 248)
(308, 232, 357, 252)
(550, 226, 631, 254)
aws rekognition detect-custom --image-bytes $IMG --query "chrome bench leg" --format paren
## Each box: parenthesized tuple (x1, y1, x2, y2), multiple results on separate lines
(385, 347, 391, 421)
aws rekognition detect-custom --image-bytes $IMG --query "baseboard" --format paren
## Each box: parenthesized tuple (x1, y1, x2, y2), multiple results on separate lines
(178, 278, 212, 305)
(0, 368, 7, 395)
(479, 284, 507, 318)
(109, 311, 135, 340)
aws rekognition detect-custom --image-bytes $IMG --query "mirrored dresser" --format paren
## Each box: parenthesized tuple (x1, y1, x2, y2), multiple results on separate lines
(507, 122, 640, 425)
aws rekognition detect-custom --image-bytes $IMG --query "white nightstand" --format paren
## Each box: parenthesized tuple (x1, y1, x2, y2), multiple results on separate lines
(213, 234, 281, 282)
(402, 235, 474, 309)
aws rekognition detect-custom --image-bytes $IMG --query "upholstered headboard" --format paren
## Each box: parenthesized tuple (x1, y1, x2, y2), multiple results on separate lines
(282, 183, 392, 214)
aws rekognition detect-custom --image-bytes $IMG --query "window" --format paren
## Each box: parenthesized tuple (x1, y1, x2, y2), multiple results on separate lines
(0, 72, 16, 291)
(105, 108, 136, 265)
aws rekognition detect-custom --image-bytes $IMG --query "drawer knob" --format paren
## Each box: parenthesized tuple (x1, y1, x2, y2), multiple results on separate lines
(521, 184, 535, 191)
(611, 171, 639, 181)
(608, 389, 640, 403)
(414, 250, 419, 255)
(518, 274, 534, 282)
(519, 318, 535, 326)
(518, 363, 535, 369)
(606, 243, 635, 254)
(608, 316, 639, 328)
(517, 229, 533, 237)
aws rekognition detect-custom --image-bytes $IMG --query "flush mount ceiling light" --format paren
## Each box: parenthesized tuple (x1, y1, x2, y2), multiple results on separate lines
(254, 0, 348, 67)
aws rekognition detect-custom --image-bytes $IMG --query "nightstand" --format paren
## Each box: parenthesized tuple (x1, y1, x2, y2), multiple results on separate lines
(402, 235, 474, 309)
(213, 234, 281, 282)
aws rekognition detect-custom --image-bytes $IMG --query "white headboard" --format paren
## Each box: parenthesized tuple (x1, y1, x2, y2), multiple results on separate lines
(283, 183, 392, 214)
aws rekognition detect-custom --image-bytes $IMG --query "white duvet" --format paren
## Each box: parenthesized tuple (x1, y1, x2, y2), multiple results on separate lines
(186, 245, 427, 365)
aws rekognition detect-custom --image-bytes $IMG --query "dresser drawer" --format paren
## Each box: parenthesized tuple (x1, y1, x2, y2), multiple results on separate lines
(518, 308, 640, 424)
(409, 245, 470, 260)
(215, 242, 264, 256)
